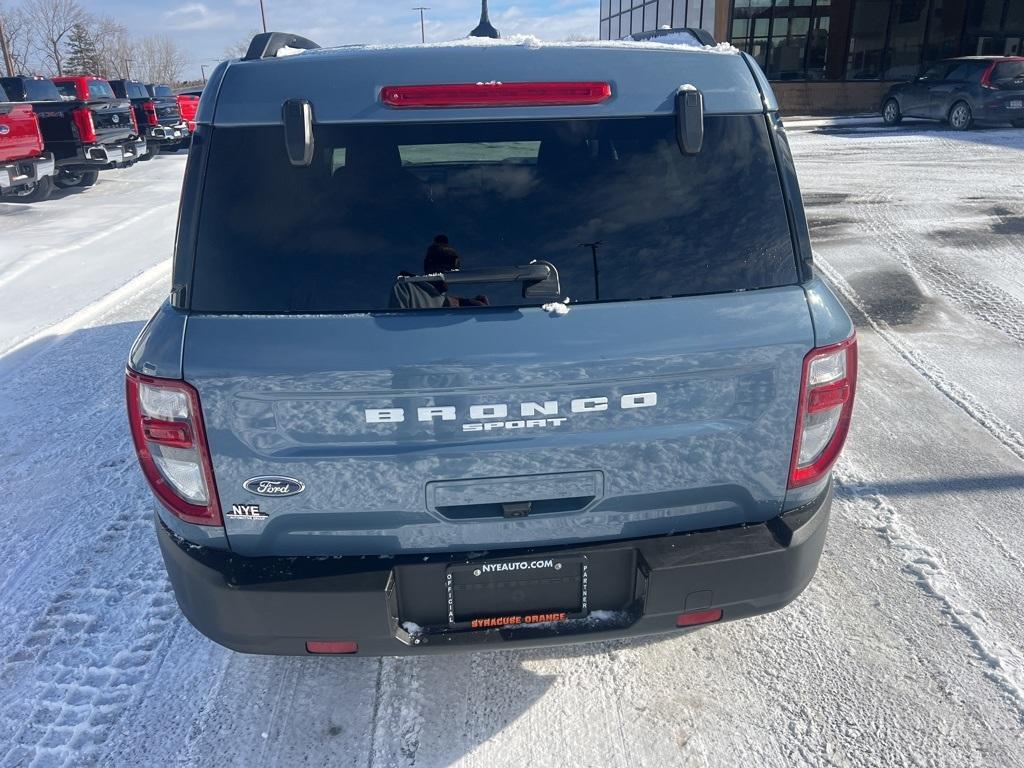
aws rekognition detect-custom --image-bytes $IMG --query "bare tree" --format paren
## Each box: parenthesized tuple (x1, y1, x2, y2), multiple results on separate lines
(223, 30, 260, 61)
(91, 15, 133, 79)
(0, 3, 34, 75)
(133, 34, 188, 84)
(24, 0, 85, 75)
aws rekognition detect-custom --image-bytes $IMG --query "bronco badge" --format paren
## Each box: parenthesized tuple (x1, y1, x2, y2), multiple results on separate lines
(243, 476, 305, 497)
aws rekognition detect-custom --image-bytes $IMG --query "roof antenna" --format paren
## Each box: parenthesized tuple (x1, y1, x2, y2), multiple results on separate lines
(469, 0, 500, 38)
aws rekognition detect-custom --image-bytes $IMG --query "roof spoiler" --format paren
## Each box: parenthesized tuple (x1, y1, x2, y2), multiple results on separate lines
(243, 32, 321, 61)
(629, 27, 717, 46)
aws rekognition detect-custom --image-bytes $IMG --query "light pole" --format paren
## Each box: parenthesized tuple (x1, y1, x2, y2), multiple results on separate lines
(124, 58, 132, 78)
(412, 7, 430, 44)
(201, 64, 208, 83)
(258, 0, 267, 33)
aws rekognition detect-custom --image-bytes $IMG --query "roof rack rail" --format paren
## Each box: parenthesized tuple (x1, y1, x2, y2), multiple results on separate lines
(628, 27, 717, 47)
(243, 32, 321, 61)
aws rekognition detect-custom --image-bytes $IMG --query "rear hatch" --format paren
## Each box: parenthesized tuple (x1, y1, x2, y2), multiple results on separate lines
(149, 85, 182, 124)
(0, 101, 43, 162)
(90, 99, 134, 142)
(181, 106, 814, 557)
(985, 59, 1024, 117)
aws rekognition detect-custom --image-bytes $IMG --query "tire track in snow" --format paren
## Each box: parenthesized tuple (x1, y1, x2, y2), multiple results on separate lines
(0, 505, 182, 767)
(833, 461, 1024, 721)
(815, 256, 1024, 463)
(0, 258, 171, 371)
(0, 203, 174, 290)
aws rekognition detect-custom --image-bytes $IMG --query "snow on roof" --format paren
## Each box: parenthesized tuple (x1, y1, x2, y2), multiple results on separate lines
(303, 33, 739, 59)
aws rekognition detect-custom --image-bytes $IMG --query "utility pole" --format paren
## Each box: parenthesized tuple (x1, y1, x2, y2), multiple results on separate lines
(201, 64, 208, 83)
(124, 58, 132, 78)
(0, 14, 15, 77)
(258, 0, 267, 33)
(413, 7, 430, 44)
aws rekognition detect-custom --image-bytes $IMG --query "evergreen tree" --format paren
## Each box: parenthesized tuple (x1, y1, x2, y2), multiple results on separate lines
(64, 22, 100, 75)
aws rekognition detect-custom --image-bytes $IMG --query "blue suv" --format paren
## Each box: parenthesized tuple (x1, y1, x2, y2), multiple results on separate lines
(126, 31, 857, 656)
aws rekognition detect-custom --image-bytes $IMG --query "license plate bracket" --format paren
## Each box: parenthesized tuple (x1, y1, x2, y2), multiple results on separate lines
(445, 555, 588, 630)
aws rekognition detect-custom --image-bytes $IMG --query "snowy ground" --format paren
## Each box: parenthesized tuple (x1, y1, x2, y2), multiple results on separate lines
(1, 126, 1023, 767)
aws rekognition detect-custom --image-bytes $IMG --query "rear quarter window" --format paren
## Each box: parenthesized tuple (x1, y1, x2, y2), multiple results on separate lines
(190, 114, 799, 313)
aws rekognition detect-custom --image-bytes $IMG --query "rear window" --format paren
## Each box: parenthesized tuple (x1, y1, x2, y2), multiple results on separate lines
(0, 84, 7, 101)
(152, 85, 173, 97)
(130, 83, 149, 99)
(87, 81, 115, 100)
(190, 115, 799, 313)
(54, 81, 79, 100)
(993, 61, 1024, 80)
(23, 79, 60, 101)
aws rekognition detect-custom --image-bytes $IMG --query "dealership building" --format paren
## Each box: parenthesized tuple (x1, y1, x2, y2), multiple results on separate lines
(599, 0, 1024, 112)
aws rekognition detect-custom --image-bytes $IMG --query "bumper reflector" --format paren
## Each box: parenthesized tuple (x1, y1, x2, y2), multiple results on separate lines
(305, 641, 359, 654)
(676, 609, 723, 627)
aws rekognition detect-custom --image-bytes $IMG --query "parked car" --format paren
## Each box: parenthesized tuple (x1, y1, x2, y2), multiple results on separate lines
(108, 79, 190, 157)
(2, 75, 146, 189)
(143, 83, 189, 153)
(176, 89, 201, 134)
(882, 56, 1024, 130)
(128, 31, 856, 656)
(0, 81, 55, 202)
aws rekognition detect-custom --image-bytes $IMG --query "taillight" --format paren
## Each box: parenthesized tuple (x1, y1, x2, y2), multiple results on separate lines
(144, 100, 158, 126)
(381, 81, 612, 109)
(981, 64, 997, 90)
(128, 107, 139, 135)
(72, 106, 96, 143)
(788, 335, 857, 488)
(126, 370, 222, 526)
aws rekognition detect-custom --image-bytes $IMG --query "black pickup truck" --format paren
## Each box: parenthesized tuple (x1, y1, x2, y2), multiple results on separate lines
(0, 75, 146, 188)
(110, 79, 190, 157)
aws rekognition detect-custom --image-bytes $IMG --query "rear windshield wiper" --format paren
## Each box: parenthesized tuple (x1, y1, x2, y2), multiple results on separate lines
(397, 260, 561, 298)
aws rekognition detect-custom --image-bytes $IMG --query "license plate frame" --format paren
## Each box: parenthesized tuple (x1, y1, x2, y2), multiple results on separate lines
(445, 555, 589, 631)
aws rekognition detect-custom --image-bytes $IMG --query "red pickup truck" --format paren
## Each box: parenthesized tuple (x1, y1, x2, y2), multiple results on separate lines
(176, 90, 200, 134)
(0, 82, 55, 202)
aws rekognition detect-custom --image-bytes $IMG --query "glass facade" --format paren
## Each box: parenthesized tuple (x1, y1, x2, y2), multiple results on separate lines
(600, 0, 719, 41)
(721, 0, 1024, 81)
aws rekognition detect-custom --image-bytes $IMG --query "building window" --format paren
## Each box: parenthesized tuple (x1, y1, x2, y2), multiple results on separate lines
(846, 0, 892, 79)
(731, 0, 841, 80)
(882, 0, 930, 80)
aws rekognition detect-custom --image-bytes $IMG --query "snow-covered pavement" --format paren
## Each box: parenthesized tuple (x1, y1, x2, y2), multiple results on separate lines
(1, 127, 1022, 767)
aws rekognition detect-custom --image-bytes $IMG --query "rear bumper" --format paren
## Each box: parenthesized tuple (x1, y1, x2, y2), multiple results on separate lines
(0, 151, 54, 190)
(148, 122, 189, 142)
(58, 138, 146, 170)
(157, 483, 833, 656)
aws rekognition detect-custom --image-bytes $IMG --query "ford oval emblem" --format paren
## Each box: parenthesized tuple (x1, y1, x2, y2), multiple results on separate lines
(243, 476, 305, 497)
(0, 125, 9, 135)
(112, 114, 120, 123)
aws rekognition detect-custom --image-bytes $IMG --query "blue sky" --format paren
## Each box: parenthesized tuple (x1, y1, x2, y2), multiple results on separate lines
(79, 0, 599, 80)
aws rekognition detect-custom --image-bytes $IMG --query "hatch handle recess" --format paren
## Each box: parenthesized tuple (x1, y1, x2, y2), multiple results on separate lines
(283, 98, 314, 166)
(675, 84, 704, 156)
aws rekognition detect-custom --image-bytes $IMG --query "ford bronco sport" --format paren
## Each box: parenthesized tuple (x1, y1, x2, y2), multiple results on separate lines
(127, 31, 857, 656)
